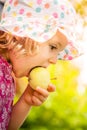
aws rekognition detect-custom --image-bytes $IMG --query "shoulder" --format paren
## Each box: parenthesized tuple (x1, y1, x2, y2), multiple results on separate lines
(0, 56, 12, 78)
(0, 55, 15, 98)
(0, 55, 10, 67)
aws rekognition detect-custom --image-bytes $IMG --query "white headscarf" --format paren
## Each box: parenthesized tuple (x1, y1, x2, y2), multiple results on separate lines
(0, 0, 82, 60)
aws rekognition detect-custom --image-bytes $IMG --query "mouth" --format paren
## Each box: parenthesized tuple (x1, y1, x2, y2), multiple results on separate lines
(31, 66, 42, 72)
(27, 66, 43, 77)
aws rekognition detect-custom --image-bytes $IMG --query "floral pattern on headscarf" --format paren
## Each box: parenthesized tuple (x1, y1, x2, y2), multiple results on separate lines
(0, 0, 82, 60)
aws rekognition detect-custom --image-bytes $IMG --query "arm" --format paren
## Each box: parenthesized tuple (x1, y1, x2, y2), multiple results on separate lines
(8, 84, 55, 130)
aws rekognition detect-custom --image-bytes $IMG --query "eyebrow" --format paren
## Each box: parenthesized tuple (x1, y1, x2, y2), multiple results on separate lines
(53, 41, 62, 48)
(55, 41, 67, 51)
(57, 42, 62, 47)
(48, 36, 67, 50)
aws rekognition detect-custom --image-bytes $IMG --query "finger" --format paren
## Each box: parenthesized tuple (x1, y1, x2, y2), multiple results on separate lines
(36, 87, 49, 97)
(33, 91, 47, 102)
(32, 96, 43, 106)
(47, 84, 56, 92)
(23, 85, 34, 105)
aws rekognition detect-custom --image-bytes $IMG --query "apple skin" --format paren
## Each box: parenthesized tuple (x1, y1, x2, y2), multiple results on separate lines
(28, 67, 50, 90)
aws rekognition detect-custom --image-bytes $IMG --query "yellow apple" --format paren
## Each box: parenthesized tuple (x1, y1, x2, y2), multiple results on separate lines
(28, 67, 50, 90)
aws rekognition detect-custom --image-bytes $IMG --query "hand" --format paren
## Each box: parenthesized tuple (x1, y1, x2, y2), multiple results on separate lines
(23, 84, 56, 106)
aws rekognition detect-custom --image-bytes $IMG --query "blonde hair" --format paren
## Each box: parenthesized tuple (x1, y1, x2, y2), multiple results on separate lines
(0, 30, 39, 61)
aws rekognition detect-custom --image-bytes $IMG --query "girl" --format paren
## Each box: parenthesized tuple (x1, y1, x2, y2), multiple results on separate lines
(0, 0, 81, 130)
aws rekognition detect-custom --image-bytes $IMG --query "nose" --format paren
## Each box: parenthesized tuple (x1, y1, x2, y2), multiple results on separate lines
(49, 56, 58, 64)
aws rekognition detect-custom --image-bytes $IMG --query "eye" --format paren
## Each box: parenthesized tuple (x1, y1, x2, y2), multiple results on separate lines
(50, 45, 57, 50)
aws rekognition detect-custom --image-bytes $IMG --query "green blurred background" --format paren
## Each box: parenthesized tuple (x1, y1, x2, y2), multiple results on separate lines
(14, 1, 87, 130)
(15, 60, 87, 130)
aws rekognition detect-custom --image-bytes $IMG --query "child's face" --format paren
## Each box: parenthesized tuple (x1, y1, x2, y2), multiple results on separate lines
(9, 30, 68, 78)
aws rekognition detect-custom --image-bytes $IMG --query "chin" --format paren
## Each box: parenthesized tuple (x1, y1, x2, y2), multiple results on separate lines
(14, 73, 21, 78)
(13, 71, 23, 78)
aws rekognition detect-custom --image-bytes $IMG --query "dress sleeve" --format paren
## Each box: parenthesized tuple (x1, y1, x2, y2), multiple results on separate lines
(0, 56, 15, 129)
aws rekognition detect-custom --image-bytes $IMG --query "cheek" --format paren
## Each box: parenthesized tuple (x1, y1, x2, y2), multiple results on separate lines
(33, 54, 48, 66)
(40, 51, 50, 60)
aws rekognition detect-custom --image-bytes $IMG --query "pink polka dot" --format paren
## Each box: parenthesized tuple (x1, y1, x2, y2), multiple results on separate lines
(9, 0, 12, 4)
(68, 56, 73, 60)
(37, 0, 42, 5)
(64, 55, 73, 60)
(19, 9, 25, 15)
(43, 35, 49, 40)
(61, 5, 65, 10)
(53, 13, 58, 18)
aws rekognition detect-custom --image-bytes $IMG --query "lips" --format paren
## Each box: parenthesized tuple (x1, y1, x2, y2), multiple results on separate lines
(27, 66, 42, 77)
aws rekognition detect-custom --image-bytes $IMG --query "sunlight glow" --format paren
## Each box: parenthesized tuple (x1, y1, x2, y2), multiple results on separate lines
(77, 85, 86, 95)
(72, 22, 87, 95)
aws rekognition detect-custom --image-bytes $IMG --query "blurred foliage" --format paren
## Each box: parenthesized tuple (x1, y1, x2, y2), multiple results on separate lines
(74, 0, 87, 16)
(70, 0, 87, 25)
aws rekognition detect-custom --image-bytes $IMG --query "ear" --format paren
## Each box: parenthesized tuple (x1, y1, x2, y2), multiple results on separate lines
(25, 38, 40, 56)
(30, 41, 40, 55)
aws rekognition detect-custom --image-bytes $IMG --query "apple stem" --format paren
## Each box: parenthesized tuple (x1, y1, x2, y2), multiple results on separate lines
(51, 77, 58, 80)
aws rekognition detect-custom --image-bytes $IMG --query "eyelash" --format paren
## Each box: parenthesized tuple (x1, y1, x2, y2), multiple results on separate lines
(50, 45, 57, 50)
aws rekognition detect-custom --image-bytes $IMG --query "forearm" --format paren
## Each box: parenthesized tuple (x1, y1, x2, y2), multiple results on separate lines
(7, 83, 54, 130)
(8, 88, 32, 130)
